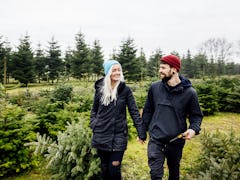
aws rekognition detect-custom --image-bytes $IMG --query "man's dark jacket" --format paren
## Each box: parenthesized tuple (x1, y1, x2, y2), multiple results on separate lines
(90, 78, 146, 151)
(142, 76, 203, 143)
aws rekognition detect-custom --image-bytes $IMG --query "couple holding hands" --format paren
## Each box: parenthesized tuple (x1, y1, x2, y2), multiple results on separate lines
(90, 55, 203, 180)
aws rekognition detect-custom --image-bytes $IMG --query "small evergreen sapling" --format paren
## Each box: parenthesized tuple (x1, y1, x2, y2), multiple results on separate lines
(26, 119, 100, 179)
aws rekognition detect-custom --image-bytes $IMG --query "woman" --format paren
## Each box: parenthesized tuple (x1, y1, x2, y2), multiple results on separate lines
(90, 60, 146, 180)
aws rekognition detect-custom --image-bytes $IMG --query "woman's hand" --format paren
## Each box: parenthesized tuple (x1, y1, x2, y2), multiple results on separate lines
(137, 137, 146, 144)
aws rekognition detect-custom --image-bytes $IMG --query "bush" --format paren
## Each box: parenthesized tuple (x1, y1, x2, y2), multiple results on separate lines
(126, 112, 138, 140)
(217, 78, 240, 113)
(217, 77, 240, 90)
(0, 104, 36, 177)
(135, 93, 147, 110)
(74, 95, 93, 112)
(194, 78, 240, 115)
(7, 88, 38, 110)
(195, 83, 219, 115)
(35, 104, 81, 140)
(27, 117, 101, 180)
(52, 84, 73, 102)
(193, 130, 240, 179)
(0, 83, 5, 98)
(224, 87, 240, 113)
(31, 93, 93, 141)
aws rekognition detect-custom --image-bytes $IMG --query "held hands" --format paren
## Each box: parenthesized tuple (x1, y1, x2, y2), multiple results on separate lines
(183, 129, 196, 140)
(137, 137, 146, 144)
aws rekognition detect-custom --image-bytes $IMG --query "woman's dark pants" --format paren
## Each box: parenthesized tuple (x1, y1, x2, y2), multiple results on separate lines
(97, 149, 124, 180)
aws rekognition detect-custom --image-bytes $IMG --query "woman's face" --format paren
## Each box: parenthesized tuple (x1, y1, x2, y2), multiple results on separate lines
(110, 64, 122, 82)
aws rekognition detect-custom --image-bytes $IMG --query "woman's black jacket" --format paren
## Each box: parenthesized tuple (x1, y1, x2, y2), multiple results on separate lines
(90, 78, 146, 151)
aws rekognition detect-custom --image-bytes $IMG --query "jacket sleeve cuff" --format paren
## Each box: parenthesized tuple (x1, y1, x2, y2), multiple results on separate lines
(136, 125, 147, 141)
(189, 125, 201, 135)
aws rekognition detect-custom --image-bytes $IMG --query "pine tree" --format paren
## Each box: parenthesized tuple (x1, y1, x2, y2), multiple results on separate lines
(0, 102, 36, 177)
(147, 48, 163, 79)
(116, 37, 140, 81)
(27, 120, 101, 179)
(0, 36, 11, 84)
(182, 50, 194, 78)
(192, 54, 208, 78)
(34, 43, 47, 83)
(64, 47, 73, 81)
(137, 48, 147, 81)
(11, 34, 35, 86)
(196, 130, 240, 179)
(46, 37, 63, 83)
(90, 40, 104, 79)
(71, 32, 90, 79)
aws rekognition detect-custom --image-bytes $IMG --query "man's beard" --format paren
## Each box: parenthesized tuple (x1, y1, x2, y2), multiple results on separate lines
(161, 74, 173, 83)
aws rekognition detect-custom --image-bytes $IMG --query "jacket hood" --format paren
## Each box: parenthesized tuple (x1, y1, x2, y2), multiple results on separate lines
(162, 75, 192, 93)
(94, 77, 104, 91)
(179, 76, 192, 88)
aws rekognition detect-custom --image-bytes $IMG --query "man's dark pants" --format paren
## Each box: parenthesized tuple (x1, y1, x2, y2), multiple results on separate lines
(148, 138, 185, 180)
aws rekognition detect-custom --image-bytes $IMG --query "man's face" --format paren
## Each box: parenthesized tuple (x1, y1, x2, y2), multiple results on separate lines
(159, 63, 173, 81)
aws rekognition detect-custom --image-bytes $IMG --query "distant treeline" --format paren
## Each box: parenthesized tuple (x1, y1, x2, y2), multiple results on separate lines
(1, 33, 240, 86)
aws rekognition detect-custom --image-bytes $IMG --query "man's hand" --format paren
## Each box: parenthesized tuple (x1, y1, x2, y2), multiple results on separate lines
(183, 129, 196, 140)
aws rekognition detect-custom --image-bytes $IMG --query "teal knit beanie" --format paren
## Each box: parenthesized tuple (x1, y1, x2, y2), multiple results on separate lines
(103, 60, 121, 75)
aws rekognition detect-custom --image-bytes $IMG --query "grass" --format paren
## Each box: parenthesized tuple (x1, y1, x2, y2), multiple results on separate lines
(3, 78, 240, 179)
(5, 77, 240, 180)
(5, 81, 95, 97)
(122, 112, 240, 180)
(122, 138, 149, 180)
(3, 112, 240, 180)
(2, 166, 50, 180)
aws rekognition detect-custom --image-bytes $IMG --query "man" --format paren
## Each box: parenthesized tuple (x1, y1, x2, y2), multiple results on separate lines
(142, 54, 203, 180)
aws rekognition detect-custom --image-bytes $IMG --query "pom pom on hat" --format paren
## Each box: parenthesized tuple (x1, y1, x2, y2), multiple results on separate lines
(160, 54, 181, 71)
(103, 60, 121, 75)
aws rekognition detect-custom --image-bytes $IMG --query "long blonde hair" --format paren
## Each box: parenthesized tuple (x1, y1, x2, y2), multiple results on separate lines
(100, 65, 124, 106)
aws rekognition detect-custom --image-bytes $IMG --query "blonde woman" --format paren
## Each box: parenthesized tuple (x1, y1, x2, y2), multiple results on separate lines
(90, 60, 146, 180)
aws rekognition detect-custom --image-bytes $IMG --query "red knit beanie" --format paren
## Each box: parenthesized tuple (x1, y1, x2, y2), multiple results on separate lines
(160, 54, 181, 71)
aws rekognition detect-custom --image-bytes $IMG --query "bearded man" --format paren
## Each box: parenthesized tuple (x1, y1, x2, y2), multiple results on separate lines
(142, 54, 203, 180)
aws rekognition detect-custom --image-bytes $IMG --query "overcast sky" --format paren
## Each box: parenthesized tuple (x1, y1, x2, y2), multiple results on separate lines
(1, 0, 240, 62)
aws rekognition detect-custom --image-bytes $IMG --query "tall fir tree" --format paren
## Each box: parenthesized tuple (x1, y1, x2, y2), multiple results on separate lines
(116, 37, 140, 81)
(181, 50, 194, 78)
(199, 37, 233, 77)
(64, 47, 73, 81)
(0, 36, 11, 84)
(192, 54, 208, 78)
(11, 34, 35, 86)
(46, 37, 63, 83)
(137, 48, 147, 81)
(0, 36, 5, 83)
(147, 48, 163, 79)
(34, 43, 47, 83)
(90, 40, 104, 79)
(217, 59, 225, 76)
(110, 48, 117, 60)
(170, 51, 180, 57)
(225, 62, 237, 75)
(71, 32, 90, 79)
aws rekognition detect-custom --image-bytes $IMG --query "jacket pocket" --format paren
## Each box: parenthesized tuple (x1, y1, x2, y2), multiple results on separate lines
(90, 118, 98, 130)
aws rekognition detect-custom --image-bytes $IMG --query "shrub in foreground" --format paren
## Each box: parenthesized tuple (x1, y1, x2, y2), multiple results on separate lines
(192, 130, 240, 179)
(0, 104, 36, 177)
(26, 117, 100, 180)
